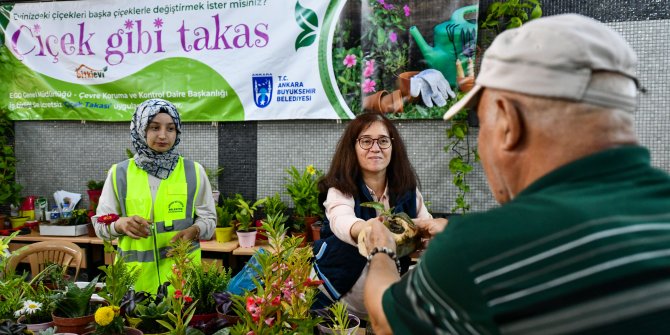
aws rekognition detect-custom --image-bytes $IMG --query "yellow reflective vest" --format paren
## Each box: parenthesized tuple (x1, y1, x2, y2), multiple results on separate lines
(111, 157, 201, 294)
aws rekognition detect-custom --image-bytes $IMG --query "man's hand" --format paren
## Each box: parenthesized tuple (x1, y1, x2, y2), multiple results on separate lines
(365, 220, 397, 255)
(414, 217, 448, 237)
(410, 69, 456, 108)
(114, 215, 151, 239)
(170, 225, 200, 243)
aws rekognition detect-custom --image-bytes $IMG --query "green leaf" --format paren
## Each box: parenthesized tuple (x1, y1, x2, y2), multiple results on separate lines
(294, 1, 318, 50)
(531, 5, 543, 19)
(507, 17, 523, 29)
(294, 1, 318, 30)
(295, 30, 317, 50)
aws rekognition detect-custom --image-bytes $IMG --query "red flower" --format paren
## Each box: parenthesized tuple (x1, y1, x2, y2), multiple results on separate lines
(271, 295, 281, 306)
(98, 214, 119, 225)
(303, 278, 324, 287)
(174, 290, 183, 299)
(184, 296, 193, 303)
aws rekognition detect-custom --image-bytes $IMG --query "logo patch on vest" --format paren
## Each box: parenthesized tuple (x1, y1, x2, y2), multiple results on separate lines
(168, 201, 185, 214)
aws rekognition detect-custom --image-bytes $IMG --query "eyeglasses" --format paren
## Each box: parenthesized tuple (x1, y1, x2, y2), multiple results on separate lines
(357, 136, 393, 150)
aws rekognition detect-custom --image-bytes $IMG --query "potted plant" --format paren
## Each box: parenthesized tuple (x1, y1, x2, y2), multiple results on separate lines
(314, 301, 360, 335)
(256, 193, 287, 241)
(214, 195, 238, 243)
(235, 196, 265, 248)
(284, 165, 323, 240)
(213, 292, 240, 327)
(186, 261, 232, 328)
(51, 277, 100, 334)
(14, 277, 59, 332)
(122, 284, 170, 335)
(358, 201, 420, 258)
(229, 221, 322, 334)
(289, 216, 308, 247)
(204, 166, 224, 204)
(0, 319, 29, 335)
(0, 109, 22, 215)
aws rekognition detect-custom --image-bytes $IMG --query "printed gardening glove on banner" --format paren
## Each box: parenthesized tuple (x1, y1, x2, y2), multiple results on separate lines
(410, 69, 456, 107)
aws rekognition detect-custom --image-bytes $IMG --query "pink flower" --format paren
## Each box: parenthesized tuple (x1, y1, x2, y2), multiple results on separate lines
(265, 317, 275, 326)
(363, 59, 375, 78)
(384, 3, 394, 10)
(404, 4, 411, 17)
(377, 0, 385, 4)
(389, 31, 397, 43)
(362, 79, 377, 93)
(343, 54, 357, 68)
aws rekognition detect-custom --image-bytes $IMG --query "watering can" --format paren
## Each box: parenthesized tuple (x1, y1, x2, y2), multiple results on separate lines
(410, 5, 478, 88)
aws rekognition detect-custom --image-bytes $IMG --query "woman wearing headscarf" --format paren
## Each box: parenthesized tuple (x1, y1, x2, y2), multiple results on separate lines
(94, 99, 216, 294)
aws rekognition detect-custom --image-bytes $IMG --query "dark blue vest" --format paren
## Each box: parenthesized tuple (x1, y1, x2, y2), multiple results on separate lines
(313, 181, 416, 300)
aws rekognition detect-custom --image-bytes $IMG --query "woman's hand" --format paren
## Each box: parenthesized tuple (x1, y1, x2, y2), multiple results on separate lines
(114, 215, 152, 239)
(414, 217, 448, 237)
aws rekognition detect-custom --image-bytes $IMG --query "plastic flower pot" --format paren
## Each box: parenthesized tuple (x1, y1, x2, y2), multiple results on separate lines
(236, 230, 257, 248)
(215, 227, 234, 243)
(9, 216, 29, 229)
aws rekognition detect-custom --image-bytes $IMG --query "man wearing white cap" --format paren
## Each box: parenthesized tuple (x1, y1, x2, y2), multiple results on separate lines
(363, 14, 670, 334)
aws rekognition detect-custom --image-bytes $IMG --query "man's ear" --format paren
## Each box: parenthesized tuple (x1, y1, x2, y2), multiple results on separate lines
(495, 95, 524, 150)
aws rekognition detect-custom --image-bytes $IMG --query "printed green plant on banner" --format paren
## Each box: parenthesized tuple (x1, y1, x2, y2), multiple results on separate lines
(295, 1, 319, 50)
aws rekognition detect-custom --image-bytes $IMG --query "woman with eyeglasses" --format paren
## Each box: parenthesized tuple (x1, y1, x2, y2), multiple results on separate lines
(312, 112, 447, 318)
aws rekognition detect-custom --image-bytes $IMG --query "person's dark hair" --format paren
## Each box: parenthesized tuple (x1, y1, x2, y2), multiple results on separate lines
(319, 112, 418, 201)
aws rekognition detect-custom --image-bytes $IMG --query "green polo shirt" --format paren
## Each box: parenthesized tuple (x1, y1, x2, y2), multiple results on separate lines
(383, 146, 670, 334)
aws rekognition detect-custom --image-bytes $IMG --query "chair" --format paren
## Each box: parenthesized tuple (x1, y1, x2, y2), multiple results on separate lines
(7, 240, 83, 280)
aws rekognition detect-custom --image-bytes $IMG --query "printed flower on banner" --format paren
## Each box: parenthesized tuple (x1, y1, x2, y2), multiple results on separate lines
(362, 78, 377, 93)
(404, 4, 411, 17)
(153, 17, 164, 29)
(389, 31, 398, 43)
(124, 19, 134, 30)
(343, 54, 357, 68)
(383, 3, 395, 10)
(363, 59, 375, 78)
(33, 24, 41, 34)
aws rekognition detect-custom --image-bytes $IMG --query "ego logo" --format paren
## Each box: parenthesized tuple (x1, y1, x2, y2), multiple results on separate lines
(168, 201, 185, 214)
(252, 73, 273, 108)
(75, 64, 107, 79)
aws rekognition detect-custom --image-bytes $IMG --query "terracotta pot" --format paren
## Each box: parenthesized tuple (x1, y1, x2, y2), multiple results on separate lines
(52, 312, 95, 334)
(291, 232, 307, 247)
(188, 312, 218, 327)
(362, 90, 388, 113)
(311, 221, 323, 241)
(458, 76, 475, 93)
(397, 71, 420, 101)
(379, 89, 404, 114)
(236, 230, 257, 248)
